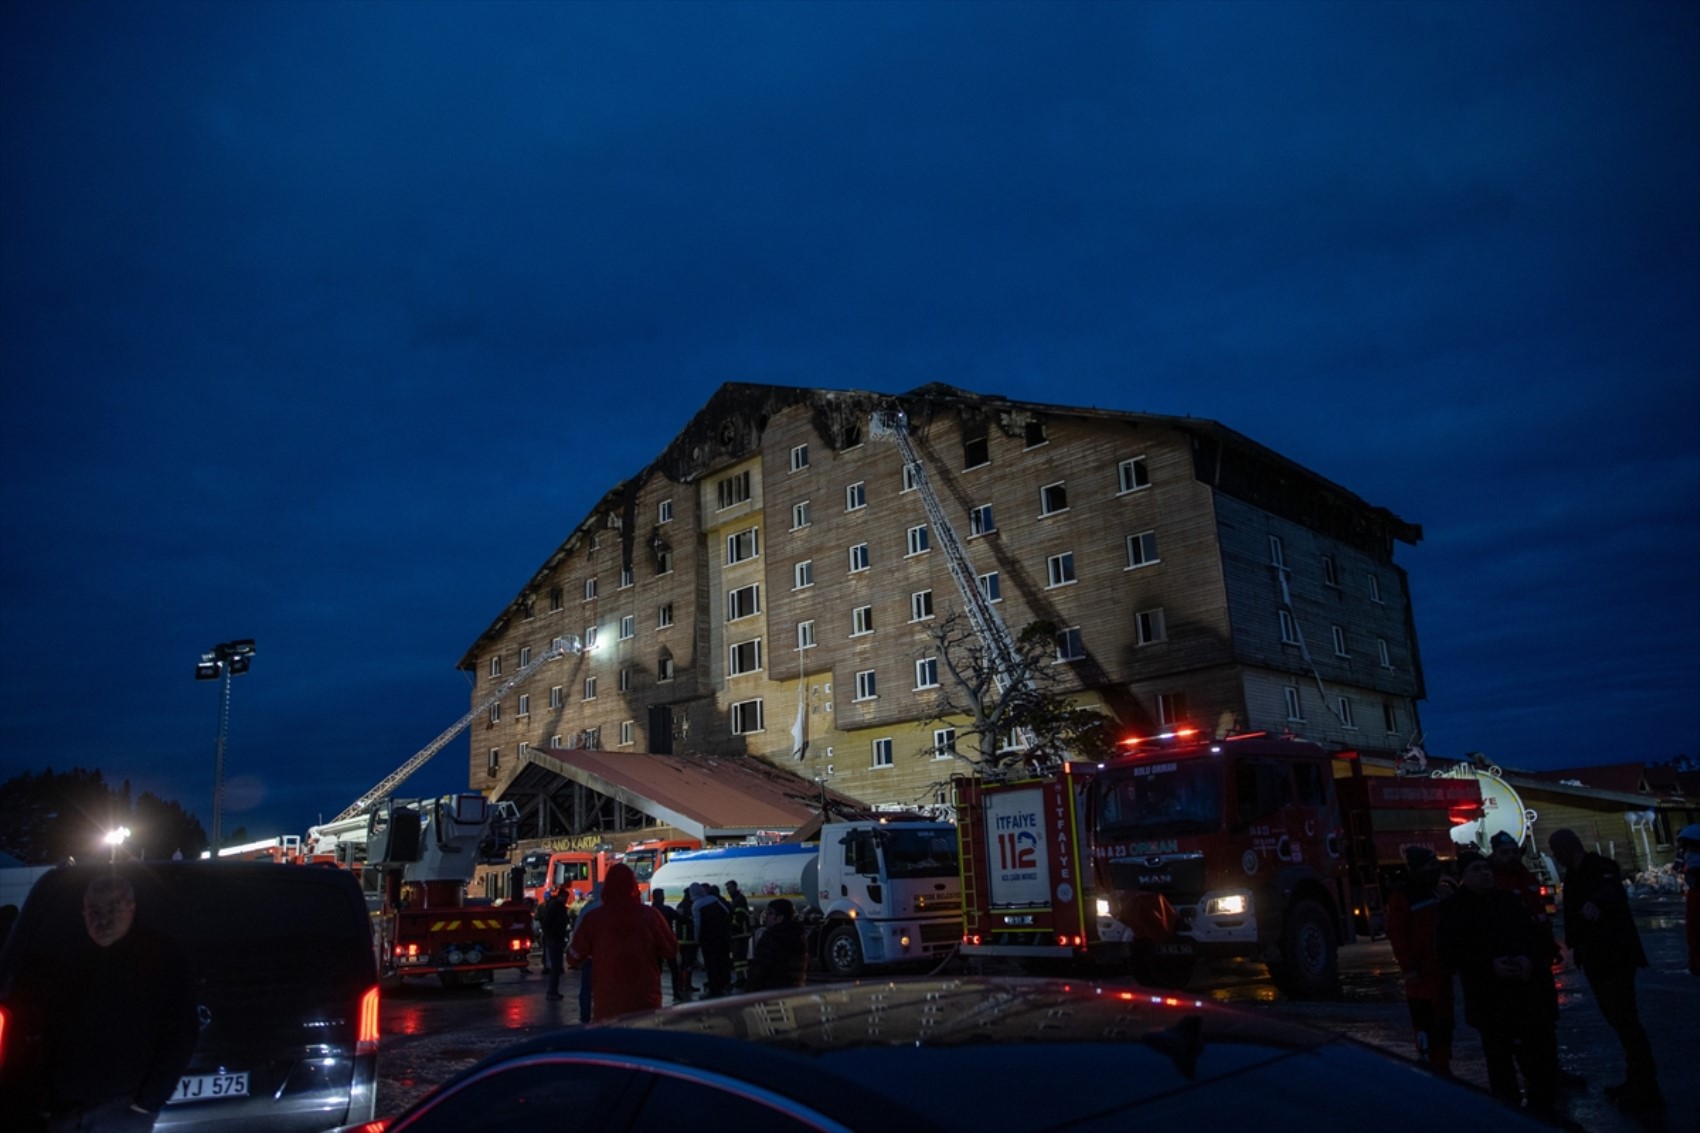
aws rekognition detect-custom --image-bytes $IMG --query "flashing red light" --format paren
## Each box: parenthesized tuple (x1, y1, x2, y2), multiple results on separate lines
(1119, 727, 1200, 748)
(1222, 731, 1269, 742)
(1337, 749, 1360, 760)
(0, 1003, 9, 1069)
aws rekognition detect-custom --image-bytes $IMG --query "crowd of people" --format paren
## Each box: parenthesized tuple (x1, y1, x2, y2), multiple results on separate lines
(535, 870, 810, 1023)
(1383, 827, 1667, 1120)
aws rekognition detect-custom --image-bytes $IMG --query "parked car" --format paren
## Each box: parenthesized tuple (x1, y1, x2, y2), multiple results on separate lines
(346, 976, 1553, 1132)
(0, 861, 380, 1133)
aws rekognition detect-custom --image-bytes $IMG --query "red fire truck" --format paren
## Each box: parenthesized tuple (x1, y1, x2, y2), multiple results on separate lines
(617, 838, 702, 899)
(955, 732, 1481, 997)
(518, 847, 619, 907)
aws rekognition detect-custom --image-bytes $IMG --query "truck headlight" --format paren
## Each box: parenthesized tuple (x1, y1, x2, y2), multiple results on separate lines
(1095, 898, 1111, 918)
(1205, 894, 1247, 917)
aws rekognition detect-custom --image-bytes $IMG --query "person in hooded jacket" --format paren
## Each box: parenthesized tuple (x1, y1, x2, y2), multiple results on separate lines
(692, 883, 734, 998)
(565, 863, 678, 1022)
(1383, 845, 1456, 1076)
(744, 898, 809, 991)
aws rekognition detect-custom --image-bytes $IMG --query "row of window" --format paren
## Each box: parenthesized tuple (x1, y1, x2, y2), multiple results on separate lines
(1278, 685, 1405, 734)
(1276, 610, 1397, 669)
(1269, 535, 1385, 605)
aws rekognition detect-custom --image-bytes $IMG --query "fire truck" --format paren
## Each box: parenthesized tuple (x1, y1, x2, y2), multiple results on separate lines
(956, 731, 1482, 997)
(517, 847, 619, 906)
(617, 837, 702, 898)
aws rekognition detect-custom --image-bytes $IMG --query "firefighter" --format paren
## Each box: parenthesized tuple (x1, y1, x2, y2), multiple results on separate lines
(1487, 831, 1575, 1091)
(1383, 845, 1456, 1077)
(673, 888, 699, 1001)
(726, 880, 752, 990)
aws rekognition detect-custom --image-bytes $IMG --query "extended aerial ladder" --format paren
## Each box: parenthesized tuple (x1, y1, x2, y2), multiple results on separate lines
(869, 407, 1038, 747)
(308, 635, 583, 855)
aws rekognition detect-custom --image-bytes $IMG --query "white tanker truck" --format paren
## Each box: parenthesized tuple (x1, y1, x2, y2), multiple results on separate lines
(650, 820, 961, 977)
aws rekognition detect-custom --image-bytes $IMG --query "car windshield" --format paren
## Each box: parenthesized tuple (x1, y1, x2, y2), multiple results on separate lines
(879, 827, 959, 879)
(1093, 759, 1225, 838)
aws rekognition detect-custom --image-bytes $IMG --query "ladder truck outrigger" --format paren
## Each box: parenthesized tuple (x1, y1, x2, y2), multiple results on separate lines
(307, 635, 585, 987)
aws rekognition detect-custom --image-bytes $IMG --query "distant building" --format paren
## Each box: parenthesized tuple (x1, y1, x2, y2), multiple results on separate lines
(460, 382, 1425, 837)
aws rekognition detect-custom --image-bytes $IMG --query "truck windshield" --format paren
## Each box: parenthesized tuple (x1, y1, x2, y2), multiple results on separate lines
(880, 828, 960, 879)
(1092, 759, 1224, 839)
(623, 853, 658, 882)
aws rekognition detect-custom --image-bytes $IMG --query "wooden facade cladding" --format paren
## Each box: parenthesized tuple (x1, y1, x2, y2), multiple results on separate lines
(459, 383, 1424, 813)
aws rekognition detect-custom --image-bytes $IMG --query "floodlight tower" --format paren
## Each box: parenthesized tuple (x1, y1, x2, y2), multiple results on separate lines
(195, 638, 255, 849)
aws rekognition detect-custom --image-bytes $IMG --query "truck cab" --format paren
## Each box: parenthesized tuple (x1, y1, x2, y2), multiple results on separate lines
(815, 821, 961, 976)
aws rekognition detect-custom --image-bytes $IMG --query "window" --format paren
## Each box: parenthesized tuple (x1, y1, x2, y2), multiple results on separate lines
(1136, 608, 1166, 645)
(1055, 626, 1084, 662)
(845, 481, 867, 511)
(1126, 531, 1159, 569)
(727, 584, 761, 620)
(585, 625, 599, 649)
(1378, 638, 1392, 669)
(978, 571, 1001, 603)
(549, 586, 564, 611)
(789, 444, 809, 473)
(520, 646, 533, 666)
(1383, 702, 1399, 734)
(1331, 625, 1348, 656)
(1118, 457, 1151, 494)
(716, 470, 752, 510)
(1368, 574, 1384, 603)
(1322, 555, 1339, 587)
(489, 655, 502, 677)
(1269, 536, 1286, 568)
(1024, 419, 1048, 447)
(620, 720, 634, 746)
(910, 590, 934, 621)
(854, 670, 877, 701)
(1279, 609, 1300, 644)
(584, 578, 597, 601)
(726, 527, 760, 564)
(658, 499, 673, 524)
(1284, 686, 1303, 720)
(550, 685, 564, 709)
(852, 606, 873, 636)
(658, 602, 674, 628)
(915, 657, 939, 688)
(906, 524, 930, 556)
(517, 693, 531, 718)
(523, 600, 535, 621)
(612, 566, 629, 589)
(1336, 697, 1356, 729)
(1040, 481, 1068, 515)
(489, 702, 501, 723)
(583, 676, 598, 700)
(487, 749, 499, 776)
(969, 504, 996, 536)
(796, 620, 816, 649)
(791, 500, 811, 530)
(849, 543, 870, 572)
(620, 615, 635, 640)
(658, 654, 675, 681)
(963, 432, 989, 469)
(618, 667, 631, 692)
(729, 639, 762, 675)
(1047, 552, 1076, 587)
(550, 734, 563, 747)
(656, 549, 674, 575)
(794, 560, 814, 589)
(1157, 691, 1188, 727)
(731, 699, 764, 734)
(902, 464, 920, 492)
(872, 738, 894, 768)
(934, 728, 957, 760)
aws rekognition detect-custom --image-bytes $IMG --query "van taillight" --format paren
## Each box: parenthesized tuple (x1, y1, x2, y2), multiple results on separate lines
(357, 986, 380, 1055)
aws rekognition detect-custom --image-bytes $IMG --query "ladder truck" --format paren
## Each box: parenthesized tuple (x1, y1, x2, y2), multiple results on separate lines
(305, 635, 584, 986)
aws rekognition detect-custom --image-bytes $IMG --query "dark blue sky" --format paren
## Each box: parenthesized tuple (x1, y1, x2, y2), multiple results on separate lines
(3, 1, 1696, 844)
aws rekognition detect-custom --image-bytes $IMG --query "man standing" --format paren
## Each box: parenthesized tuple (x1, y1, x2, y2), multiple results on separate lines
(538, 887, 570, 1002)
(566, 864, 677, 1022)
(1547, 828, 1664, 1114)
(693, 883, 734, 998)
(36, 875, 199, 1131)
(1384, 846, 1455, 1076)
(745, 899, 809, 991)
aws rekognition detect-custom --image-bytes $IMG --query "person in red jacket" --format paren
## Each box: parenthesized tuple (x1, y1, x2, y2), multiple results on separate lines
(1384, 845, 1456, 1076)
(566, 863, 678, 1022)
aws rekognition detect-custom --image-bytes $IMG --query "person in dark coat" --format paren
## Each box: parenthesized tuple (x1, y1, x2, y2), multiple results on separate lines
(1384, 846, 1456, 1076)
(21, 875, 199, 1132)
(692, 883, 734, 998)
(566, 864, 677, 1022)
(673, 887, 699, 1000)
(745, 899, 809, 991)
(1436, 852, 1559, 1116)
(725, 880, 752, 988)
(1548, 827, 1664, 1114)
(649, 888, 684, 1001)
(538, 888, 571, 1002)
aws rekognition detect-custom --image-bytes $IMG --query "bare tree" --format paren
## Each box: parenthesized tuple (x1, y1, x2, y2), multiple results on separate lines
(918, 609, 1116, 768)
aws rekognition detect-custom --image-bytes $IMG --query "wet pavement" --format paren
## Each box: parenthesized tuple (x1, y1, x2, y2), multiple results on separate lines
(378, 897, 1699, 1131)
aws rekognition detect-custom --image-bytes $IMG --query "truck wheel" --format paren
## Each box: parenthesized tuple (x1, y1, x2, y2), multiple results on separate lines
(822, 924, 865, 978)
(1129, 944, 1196, 990)
(1272, 899, 1338, 999)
